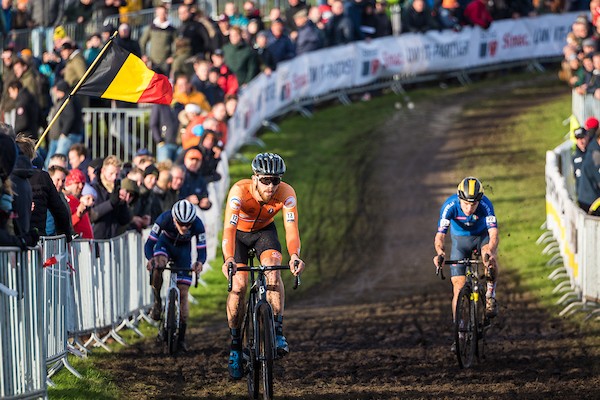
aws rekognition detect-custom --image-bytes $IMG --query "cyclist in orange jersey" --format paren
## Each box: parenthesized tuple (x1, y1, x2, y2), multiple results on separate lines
(221, 152, 305, 380)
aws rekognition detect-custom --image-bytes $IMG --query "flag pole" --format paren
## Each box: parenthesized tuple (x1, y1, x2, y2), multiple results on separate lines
(35, 31, 119, 151)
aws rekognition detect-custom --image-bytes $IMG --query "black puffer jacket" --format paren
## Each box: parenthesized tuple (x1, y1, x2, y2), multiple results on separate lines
(9, 153, 33, 234)
(29, 168, 71, 236)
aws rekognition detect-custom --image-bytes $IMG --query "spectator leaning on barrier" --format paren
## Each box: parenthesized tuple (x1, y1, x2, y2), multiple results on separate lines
(285, 0, 310, 33)
(293, 8, 324, 55)
(15, 134, 72, 238)
(0, 131, 39, 248)
(266, 18, 296, 66)
(89, 155, 133, 239)
(45, 165, 69, 235)
(463, 0, 493, 29)
(402, 0, 439, 33)
(578, 127, 600, 214)
(324, 0, 356, 47)
(64, 170, 94, 239)
(9, 125, 33, 234)
(134, 164, 163, 224)
(254, 31, 277, 75)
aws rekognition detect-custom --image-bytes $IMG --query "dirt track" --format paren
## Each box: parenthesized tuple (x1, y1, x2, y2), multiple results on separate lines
(97, 77, 600, 399)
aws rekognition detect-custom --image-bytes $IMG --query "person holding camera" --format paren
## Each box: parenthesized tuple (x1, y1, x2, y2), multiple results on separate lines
(89, 155, 133, 239)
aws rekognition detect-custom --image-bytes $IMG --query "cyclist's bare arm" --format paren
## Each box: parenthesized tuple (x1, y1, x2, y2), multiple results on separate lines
(222, 185, 242, 277)
(281, 187, 304, 275)
(433, 232, 446, 267)
(483, 227, 499, 265)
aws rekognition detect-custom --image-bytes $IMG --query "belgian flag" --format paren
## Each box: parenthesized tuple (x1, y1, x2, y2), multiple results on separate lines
(77, 41, 172, 105)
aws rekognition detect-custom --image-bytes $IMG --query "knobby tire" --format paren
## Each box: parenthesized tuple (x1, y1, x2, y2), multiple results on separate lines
(258, 304, 274, 400)
(455, 286, 475, 369)
(243, 308, 259, 399)
(166, 289, 178, 355)
(476, 286, 487, 362)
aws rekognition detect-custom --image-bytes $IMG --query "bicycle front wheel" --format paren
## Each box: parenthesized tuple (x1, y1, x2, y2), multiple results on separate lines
(257, 303, 275, 400)
(455, 286, 476, 369)
(475, 286, 487, 362)
(242, 309, 259, 399)
(166, 288, 179, 355)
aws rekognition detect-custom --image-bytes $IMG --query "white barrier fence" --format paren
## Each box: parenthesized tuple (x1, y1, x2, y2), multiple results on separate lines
(544, 142, 600, 319)
(0, 157, 228, 398)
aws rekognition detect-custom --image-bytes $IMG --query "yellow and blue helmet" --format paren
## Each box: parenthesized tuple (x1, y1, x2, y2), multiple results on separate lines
(457, 177, 484, 203)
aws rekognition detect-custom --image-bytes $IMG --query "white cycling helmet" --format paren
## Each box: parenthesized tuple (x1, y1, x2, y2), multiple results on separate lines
(172, 199, 196, 224)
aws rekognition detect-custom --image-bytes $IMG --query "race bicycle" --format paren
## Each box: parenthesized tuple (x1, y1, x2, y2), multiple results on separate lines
(227, 249, 300, 400)
(437, 252, 490, 369)
(150, 261, 198, 355)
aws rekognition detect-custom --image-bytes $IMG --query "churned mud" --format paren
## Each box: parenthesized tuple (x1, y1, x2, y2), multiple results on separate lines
(97, 75, 600, 399)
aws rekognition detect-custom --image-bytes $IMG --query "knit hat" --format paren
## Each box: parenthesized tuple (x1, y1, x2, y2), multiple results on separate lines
(65, 169, 86, 186)
(144, 164, 159, 178)
(81, 183, 97, 199)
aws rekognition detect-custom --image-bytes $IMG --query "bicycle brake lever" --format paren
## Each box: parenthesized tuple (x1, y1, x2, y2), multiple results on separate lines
(436, 266, 446, 280)
(293, 260, 300, 290)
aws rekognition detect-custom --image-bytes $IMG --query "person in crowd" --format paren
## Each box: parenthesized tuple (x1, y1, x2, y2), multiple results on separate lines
(162, 164, 186, 210)
(215, 14, 231, 50)
(16, 134, 71, 237)
(222, 153, 305, 379)
(375, 0, 393, 37)
(208, 102, 229, 145)
(178, 3, 211, 59)
(152, 162, 175, 211)
(192, 59, 225, 106)
(285, 0, 310, 33)
(172, 73, 212, 116)
(266, 18, 296, 65)
(198, 129, 223, 183)
(586, 116, 599, 139)
(45, 164, 70, 235)
(243, 18, 260, 46)
(89, 155, 132, 239)
(68, 143, 90, 178)
(211, 49, 239, 97)
(402, 0, 439, 33)
(575, 52, 594, 95)
(132, 148, 154, 170)
(433, 177, 499, 353)
(223, 26, 259, 86)
(179, 147, 212, 210)
(7, 81, 39, 139)
(87, 157, 103, 184)
(170, 37, 194, 81)
(224, 1, 249, 28)
(121, 176, 144, 232)
(150, 103, 179, 163)
(9, 130, 33, 234)
(29, 0, 64, 56)
(47, 154, 68, 169)
(437, 0, 463, 31)
(324, 0, 356, 47)
(293, 8, 323, 56)
(134, 164, 163, 224)
(140, 5, 176, 76)
(0, 46, 17, 115)
(11, 0, 34, 31)
(64, 169, 94, 239)
(115, 23, 142, 57)
(344, 0, 366, 41)
(64, 0, 94, 26)
(58, 41, 87, 88)
(83, 33, 103, 66)
(180, 103, 205, 150)
(0, 131, 39, 248)
(463, 0, 494, 29)
(243, 0, 264, 31)
(573, 127, 590, 213)
(144, 199, 206, 351)
(225, 95, 238, 120)
(45, 80, 84, 168)
(253, 31, 276, 75)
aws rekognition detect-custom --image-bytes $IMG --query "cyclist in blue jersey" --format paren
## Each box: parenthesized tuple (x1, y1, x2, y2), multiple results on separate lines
(145, 199, 206, 351)
(433, 177, 499, 321)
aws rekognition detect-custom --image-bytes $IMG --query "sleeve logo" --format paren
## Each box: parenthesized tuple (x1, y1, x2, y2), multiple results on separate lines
(283, 196, 296, 209)
(229, 197, 241, 211)
(151, 223, 160, 234)
(230, 214, 238, 225)
(440, 218, 450, 227)
(198, 233, 206, 242)
(486, 216, 497, 225)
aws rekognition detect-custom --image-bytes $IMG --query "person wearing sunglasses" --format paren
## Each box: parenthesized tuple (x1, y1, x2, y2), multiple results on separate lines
(221, 152, 306, 380)
(144, 199, 206, 352)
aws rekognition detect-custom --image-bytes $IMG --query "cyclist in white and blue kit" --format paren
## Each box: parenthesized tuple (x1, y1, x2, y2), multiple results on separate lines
(145, 199, 206, 351)
(433, 177, 499, 321)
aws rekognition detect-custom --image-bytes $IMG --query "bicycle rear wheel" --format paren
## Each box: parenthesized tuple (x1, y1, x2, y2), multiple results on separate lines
(166, 289, 179, 355)
(243, 311, 259, 399)
(475, 286, 487, 362)
(455, 286, 476, 369)
(257, 304, 275, 400)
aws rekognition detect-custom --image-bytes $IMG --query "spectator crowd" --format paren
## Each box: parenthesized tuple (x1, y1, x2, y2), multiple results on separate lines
(0, 0, 588, 247)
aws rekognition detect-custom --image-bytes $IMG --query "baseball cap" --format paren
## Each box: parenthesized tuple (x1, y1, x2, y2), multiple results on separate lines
(135, 148, 152, 157)
(574, 127, 587, 139)
(213, 48, 224, 56)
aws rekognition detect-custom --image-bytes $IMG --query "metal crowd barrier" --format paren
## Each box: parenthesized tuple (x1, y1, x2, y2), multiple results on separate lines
(0, 246, 47, 400)
(544, 141, 600, 319)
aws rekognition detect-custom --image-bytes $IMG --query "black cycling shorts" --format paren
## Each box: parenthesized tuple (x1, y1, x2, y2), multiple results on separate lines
(234, 222, 282, 265)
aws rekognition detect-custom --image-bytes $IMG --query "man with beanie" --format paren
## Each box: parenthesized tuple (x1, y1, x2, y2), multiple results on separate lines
(133, 164, 162, 226)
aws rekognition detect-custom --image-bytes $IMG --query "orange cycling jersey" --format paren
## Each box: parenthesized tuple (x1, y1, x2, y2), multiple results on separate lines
(222, 179, 300, 260)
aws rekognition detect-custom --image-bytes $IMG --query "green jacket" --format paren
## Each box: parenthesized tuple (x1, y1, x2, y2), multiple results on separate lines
(139, 23, 176, 65)
(222, 41, 258, 85)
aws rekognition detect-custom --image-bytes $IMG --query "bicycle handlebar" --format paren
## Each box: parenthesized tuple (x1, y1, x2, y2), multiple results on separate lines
(149, 264, 200, 288)
(227, 261, 301, 292)
(443, 258, 484, 265)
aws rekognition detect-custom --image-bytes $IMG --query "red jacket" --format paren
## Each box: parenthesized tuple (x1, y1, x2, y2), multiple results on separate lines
(463, 0, 492, 29)
(67, 195, 94, 239)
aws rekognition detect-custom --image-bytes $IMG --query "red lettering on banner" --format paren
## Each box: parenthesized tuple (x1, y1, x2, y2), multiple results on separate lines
(502, 33, 529, 49)
(382, 52, 403, 67)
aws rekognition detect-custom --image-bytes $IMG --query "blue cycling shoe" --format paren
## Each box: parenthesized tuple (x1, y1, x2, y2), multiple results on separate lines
(228, 349, 243, 380)
(276, 334, 289, 357)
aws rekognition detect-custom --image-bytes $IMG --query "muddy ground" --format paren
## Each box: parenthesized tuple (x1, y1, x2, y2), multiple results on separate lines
(97, 76, 600, 399)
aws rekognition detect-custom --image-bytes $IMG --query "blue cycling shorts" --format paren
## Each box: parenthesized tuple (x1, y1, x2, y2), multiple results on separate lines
(449, 234, 490, 277)
(153, 237, 193, 286)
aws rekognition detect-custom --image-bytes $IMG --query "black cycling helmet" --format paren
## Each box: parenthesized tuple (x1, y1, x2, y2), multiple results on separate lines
(251, 153, 286, 176)
(457, 177, 484, 203)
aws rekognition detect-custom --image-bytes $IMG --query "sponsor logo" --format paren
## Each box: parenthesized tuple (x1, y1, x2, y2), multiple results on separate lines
(198, 233, 206, 242)
(479, 40, 498, 58)
(283, 196, 296, 209)
(361, 58, 380, 76)
(440, 218, 450, 227)
(230, 214, 238, 225)
(502, 33, 529, 49)
(286, 212, 295, 222)
(151, 224, 160, 234)
(280, 82, 291, 101)
(229, 197, 241, 211)
(267, 207, 275, 214)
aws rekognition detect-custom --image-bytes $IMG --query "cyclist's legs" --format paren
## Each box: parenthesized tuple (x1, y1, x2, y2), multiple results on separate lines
(227, 270, 248, 329)
(449, 235, 482, 320)
(260, 250, 285, 316)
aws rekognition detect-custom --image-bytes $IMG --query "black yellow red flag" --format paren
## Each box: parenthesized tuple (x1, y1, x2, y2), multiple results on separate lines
(77, 42, 172, 104)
